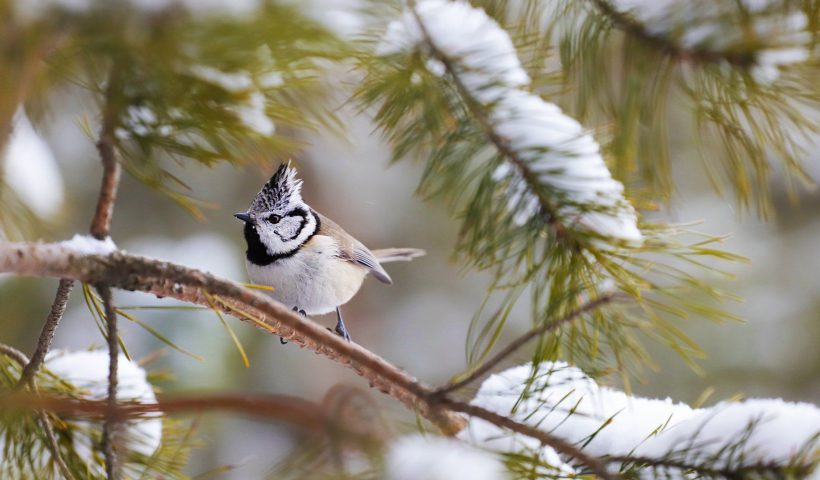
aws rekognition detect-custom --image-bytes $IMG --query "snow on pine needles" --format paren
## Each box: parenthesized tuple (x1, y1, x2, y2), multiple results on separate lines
(379, 0, 642, 243)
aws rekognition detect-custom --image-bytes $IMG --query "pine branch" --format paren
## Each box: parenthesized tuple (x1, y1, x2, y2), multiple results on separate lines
(17, 279, 74, 387)
(436, 396, 617, 480)
(91, 68, 123, 242)
(434, 293, 626, 397)
(587, 0, 757, 67)
(405, 0, 640, 243)
(605, 454, 816, 478)
(97, 285, 120, 480)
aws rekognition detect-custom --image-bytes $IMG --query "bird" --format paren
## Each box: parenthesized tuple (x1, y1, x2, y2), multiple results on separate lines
(234, 162, 425, 343)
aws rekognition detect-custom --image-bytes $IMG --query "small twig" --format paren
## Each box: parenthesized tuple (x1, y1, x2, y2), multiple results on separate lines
(438, 397, 618, 480)
(0, 343, 31, 367)
(90, 69, 122, 241)
(435, 294, 626, 397)
(17, 279, 75, 387)
(98, 285, 120, 480)
(0, 343, 74, 479)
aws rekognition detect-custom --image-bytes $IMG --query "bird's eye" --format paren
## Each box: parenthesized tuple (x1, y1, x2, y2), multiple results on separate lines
(267, 214, 281, 224)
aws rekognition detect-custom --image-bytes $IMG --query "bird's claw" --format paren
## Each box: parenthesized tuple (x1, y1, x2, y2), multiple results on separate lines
(280, 307, 308, 345)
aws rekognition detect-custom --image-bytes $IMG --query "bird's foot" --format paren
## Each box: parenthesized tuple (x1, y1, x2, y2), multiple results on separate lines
(334, 306, 352, 342)
(280, 307, 308, 344)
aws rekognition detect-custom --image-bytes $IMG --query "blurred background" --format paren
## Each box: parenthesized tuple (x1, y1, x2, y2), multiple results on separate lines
(1, 1, 819, 477)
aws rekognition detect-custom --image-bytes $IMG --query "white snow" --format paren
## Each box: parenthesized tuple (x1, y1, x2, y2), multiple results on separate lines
(45, 349, 162, 459)
(465, 362, 820, 476)
(3, 110, 65, 219)
(61, 234, 118, 255)
(233, 91, 275, 136)
(189, 65, 276, 136)
(190, 66, 254, 93)
(380, 0, 642, 243)
(386, 434, 508, 480)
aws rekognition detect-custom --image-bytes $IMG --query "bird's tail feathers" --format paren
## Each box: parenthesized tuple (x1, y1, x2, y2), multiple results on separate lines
(372, 248, 426, 263)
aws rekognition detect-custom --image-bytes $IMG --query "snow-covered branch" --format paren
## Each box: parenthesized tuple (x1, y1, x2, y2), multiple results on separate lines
(380, 0, 642, 243)
(462, 361, 820, 477)
(591, 0, 811, 83)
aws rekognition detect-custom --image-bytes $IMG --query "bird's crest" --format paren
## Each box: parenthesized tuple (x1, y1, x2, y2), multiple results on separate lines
(249, 162, 304, 214)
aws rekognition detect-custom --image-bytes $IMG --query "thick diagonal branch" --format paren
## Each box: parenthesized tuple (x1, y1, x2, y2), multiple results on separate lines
(0, 242, 466, 435)
(0, 242, 629, 477)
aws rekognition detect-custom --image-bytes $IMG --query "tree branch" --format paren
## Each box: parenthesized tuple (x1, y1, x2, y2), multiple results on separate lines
(0, 242, 467, 435)
(587, 0, 757, 67)
(17, 64, 122, 397)
(0, 242, 634, 477)
(90, 70, 122, 241)
(605, 454, 814, 478)
(434, 293, 626, 397)
(97, 285, 120, 479)
(438, 397, 617, 480)
(17, 279, 74, 387)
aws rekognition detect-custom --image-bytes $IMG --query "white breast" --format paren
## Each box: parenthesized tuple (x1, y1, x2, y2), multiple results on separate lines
(245, 235, 368, 315)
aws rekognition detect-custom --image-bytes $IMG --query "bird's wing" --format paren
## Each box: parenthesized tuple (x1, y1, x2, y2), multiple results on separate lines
(351, 245, 392, 285)
(317, 212, 393, 284)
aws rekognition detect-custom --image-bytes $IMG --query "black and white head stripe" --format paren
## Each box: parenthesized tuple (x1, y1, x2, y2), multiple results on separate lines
(249, 162, 304, 215)
(244, 208, 321, 266)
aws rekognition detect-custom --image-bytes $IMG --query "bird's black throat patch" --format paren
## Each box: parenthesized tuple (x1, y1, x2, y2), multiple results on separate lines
(243, 222, 285, 266)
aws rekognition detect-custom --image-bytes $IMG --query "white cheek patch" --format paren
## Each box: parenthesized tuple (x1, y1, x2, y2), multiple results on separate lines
(253, 206, 317, 257)
(274, 216, 305, 242)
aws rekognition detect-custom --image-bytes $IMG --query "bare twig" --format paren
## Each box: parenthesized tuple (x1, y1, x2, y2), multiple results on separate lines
(0, 343, 74, 479)
(97, 285, 120, 480)
(90, 70, 122, 241)
(434, 294, 626, 397)
(17, 279, 75, 387)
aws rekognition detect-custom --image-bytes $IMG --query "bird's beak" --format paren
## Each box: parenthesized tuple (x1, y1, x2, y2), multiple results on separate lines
(233, 212, 253, 224)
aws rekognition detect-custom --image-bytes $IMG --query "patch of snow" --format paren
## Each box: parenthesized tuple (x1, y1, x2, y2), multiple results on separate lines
(3, 110, 65, 219)
(467, 362, 820, 475)
(46, 349, 162, 458)
(386, 434, 508, 480)
(60, 234, 118, 255)
(190, 65, 254, 93)
(233, 91, 275, 136)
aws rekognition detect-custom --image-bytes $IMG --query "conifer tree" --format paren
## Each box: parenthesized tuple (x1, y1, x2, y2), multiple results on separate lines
(0, 0, 818, 478)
